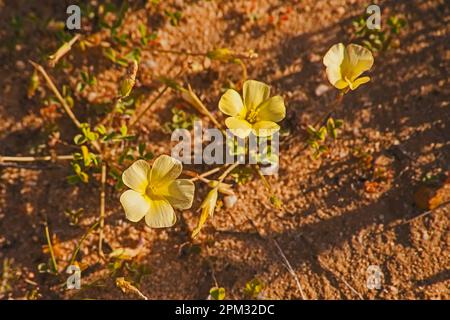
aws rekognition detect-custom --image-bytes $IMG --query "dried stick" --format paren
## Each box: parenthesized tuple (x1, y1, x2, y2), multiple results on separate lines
(29, 60, 102, 154)
(340, 276, 364, 300)
(0, 155, 74, 162)
(116, 277, 148, 300)
(98, 163, 107, 257)
(400, 200, 450, 225)
(29, 60, 82, 129)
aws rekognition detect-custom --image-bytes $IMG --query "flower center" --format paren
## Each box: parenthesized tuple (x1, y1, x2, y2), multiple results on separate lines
(246, 108, 259, 124)
(145, 184, 158, 197)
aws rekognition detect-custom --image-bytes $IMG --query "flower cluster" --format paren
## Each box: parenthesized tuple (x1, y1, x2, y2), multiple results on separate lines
(120, 43, 374, 230)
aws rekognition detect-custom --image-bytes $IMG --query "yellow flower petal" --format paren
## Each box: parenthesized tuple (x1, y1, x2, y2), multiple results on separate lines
(149, 155, 182, 188)
(243, 80, 270, 110)
(219, 89, 246, 117)
(225, 117, 253, 139)
(122, 160, 150, 193)
(120, 190, 150, 222)
(144, 197, 176, 228)
(323, 43, 345, 69)
(252, 121, 280, 137)
(323, 43, 345, 88)
(256, 95, 286, 122)
(345, 44, 374, 80)
(333, 79, 349, 90)
(348, 76, 371, 90)
(326, 68, 346, 89)
(161, 179, 195, 210)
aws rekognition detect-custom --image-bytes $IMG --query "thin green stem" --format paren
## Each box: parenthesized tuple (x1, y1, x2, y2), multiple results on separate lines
(129, 86, 169, 129)
(218, 163, 239, 182)
(254, 165, 272, 192)
(300, 91, 344, 154)
(44, 223, 58, 274)
(234, 59, 248, 82)
(187, 166, 223, 182)
(151, 48, 207, 57)
(184, 84, 223, 129)
(68, 221, 99, 267)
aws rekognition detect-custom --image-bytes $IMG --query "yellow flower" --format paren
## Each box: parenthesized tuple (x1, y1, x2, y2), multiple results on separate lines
(120, 155, 195, 228)
(219, 80, 286, 139)
(323, 43, 374, 91)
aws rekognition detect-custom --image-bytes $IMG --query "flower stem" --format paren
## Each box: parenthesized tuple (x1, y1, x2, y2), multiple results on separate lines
(187, 166, 222, 182)
(44, 223, 58, 274)
(151, 48, 207, 57)
(218, 163, 239, 182)
(68, 221, 99, 267)
(299, 91, 344, 153)
(185, 84, 223, 129)
(312, 91, 344, 129)
(234, 58, 248, 83)
(254, 165, 272, 193)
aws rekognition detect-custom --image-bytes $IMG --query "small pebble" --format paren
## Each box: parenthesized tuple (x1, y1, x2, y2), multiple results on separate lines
(224, 194, 237, 209)
(16, 60, 25, 70)
(315, 83, 331, 96)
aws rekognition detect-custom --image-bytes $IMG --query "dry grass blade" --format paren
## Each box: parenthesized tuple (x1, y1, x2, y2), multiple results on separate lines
(98, 163, 107, 257)
(272, 239, 307, 300)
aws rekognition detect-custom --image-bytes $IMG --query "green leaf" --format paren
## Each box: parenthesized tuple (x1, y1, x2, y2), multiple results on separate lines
(73, 163, 81, 175)
(65, 95, 74, 109)
(244, 278, 264, 299)
(334, 119, 344, 128)
(209, 287, 225, 300)
(120, 124, 128, 136)
(319, 145, 328, 153)
(138, 143, 145, 156)
(74, 134, 86, 145)
(81, 145, 91, 167)
(67, 175, 80, 184)
(270, 195, 282, 210)
(96, 124, 107, 135)
(318, 127, 327, 141)
(306, 125, 316, 136)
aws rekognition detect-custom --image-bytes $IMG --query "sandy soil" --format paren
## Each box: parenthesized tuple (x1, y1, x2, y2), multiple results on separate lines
(0, 0, 449, 299)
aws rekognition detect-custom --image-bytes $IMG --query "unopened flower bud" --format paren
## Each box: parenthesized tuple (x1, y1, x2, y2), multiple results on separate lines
(119, 60, 138, 98)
